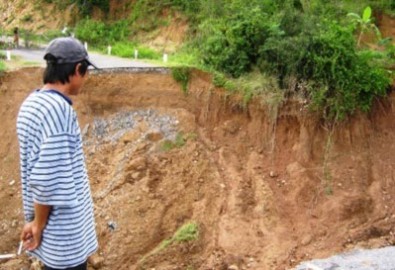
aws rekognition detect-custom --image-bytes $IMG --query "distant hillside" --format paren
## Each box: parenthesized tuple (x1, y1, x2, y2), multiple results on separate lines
(0, 0, 188, 51)
(0, 0, 79, 33)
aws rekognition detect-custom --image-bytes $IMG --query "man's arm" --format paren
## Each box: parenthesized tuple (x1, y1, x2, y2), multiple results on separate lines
(21, 203, 52, 251)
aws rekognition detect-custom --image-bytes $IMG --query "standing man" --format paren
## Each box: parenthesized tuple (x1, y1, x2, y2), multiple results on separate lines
(13, 27, 19, 48)
(16, 37, 98, 270)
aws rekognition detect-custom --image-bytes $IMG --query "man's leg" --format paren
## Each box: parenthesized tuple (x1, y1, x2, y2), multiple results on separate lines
(44, 261, 87, 270)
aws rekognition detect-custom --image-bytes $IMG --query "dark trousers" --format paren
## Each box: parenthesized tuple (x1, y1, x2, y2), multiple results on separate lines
(44, 261, 87, 270)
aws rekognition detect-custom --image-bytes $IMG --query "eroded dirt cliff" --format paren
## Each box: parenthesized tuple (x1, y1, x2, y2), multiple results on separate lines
(0, 68, 394, 270)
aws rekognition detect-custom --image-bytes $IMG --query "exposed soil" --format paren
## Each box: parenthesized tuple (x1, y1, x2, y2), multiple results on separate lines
(0, 1, 79, 33)
(377, 13, 395, 40)
(0, 68, 395, 270)
(1, 0, 188, 51)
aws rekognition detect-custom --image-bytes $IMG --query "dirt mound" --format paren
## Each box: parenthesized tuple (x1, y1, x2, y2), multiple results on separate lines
(0, 68, 395, 270)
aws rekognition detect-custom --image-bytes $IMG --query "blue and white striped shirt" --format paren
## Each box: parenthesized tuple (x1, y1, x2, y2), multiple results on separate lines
(16, 89, 98, 269)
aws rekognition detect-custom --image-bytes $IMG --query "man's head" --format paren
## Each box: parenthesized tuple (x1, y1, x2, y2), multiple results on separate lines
(43, 37, 98, 94)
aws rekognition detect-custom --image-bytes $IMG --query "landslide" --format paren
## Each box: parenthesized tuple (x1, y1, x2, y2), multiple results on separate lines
(0, 68, 395, 270)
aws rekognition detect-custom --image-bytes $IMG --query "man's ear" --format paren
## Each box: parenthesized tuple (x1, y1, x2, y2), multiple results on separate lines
(75, 63, 83, 77)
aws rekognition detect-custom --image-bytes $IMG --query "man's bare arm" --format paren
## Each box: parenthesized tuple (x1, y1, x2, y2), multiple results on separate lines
(21, 203, 52, 251)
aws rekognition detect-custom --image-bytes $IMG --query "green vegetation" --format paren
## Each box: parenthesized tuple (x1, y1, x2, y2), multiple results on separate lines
(42, 0, 109, 15)
(138, 221, 199, 266)
(0, 61, 6, 73)
(213, 71, 283, 108)
(172, 67, 191, 94)
(30, 0, 395, 120)
(75, 19, 129, 44)
(161, 132, 197, 151)
(348, 6, 381, 46)
(21, 14, 33, 23)
(158, 222, 199, 250)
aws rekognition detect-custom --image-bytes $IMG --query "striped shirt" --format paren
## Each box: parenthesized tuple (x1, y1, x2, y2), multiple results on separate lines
(16, 89, 98, 269)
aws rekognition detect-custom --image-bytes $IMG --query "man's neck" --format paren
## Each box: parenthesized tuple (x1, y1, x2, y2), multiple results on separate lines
(42, 83, 71, 98)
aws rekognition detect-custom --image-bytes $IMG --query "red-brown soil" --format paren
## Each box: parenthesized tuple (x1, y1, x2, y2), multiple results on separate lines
(0, 68, 395, 270)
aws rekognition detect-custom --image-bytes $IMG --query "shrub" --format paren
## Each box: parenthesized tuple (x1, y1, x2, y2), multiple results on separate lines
(111, 42, 136, 57)
(298, 22, 391, 119)
(75, 19, 129, 45)
(199, 5, 272, 77)
(75, 19, 107, 44)
(172, 67, 191, 94)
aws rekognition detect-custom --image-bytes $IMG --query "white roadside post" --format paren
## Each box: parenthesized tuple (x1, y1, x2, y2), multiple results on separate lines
(107, 45, 112, 55)
(6, 50, 11, 61)
(163, 53, 168, 63)
(84, 42, 88, 51)
(134, 49, 138, 59)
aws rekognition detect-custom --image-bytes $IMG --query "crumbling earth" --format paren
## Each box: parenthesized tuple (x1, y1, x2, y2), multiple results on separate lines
(0, 68, 394, 270)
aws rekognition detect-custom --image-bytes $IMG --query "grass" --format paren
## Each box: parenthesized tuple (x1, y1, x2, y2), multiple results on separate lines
(165, 47, 202, 67)
(161, 133, 185, 151)
(172, 67, 191, 94)
(106, 42, 161, 60)
(138, 222, 199, 266)
(160, 132, 197, 151)
(213, 71, 284, 108)
(0, 51, 7, 72)
(98, 40, 202, 68)
(0, 61, 5, 72)
(0, 53, 42, 70)
(158, 222, 199, 251)
(21, 14, 33, 22)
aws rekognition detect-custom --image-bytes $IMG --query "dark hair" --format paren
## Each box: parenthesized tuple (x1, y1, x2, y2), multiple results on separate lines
(43, 54, 89, 84)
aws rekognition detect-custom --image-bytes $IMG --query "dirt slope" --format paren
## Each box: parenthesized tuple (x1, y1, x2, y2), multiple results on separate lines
(0, 68, 395, 270)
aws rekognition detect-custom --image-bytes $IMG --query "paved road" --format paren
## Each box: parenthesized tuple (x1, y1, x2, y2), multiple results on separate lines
(296, 246, 395, 270)
(2, 47, 157, 69)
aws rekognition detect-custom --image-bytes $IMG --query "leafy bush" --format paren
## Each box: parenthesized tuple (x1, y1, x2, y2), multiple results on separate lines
(43, 0, 394, 120)
(107, 20, 129, 43)
(111, 42, 136, 57)
(75, 19, 107, 44)
(75, 19, 129, 45)
(297, 22, 390, 119)
(200, 6, 271, 77)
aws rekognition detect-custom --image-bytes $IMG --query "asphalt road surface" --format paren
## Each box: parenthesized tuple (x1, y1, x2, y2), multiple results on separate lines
(296, 246, 395, 270)
(2, 47, 157, 69)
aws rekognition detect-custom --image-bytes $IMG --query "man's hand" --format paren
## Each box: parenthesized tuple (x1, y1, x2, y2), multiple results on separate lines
(20, 203, 51, 251)
(20, 221, 44, 251)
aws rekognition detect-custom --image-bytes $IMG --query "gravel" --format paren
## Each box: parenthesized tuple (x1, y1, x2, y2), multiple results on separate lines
(84, 109, 179, 146)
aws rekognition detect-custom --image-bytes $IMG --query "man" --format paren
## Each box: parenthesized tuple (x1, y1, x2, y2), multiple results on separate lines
(13, 27, 19, 48)
(16, 37, 98, 270)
